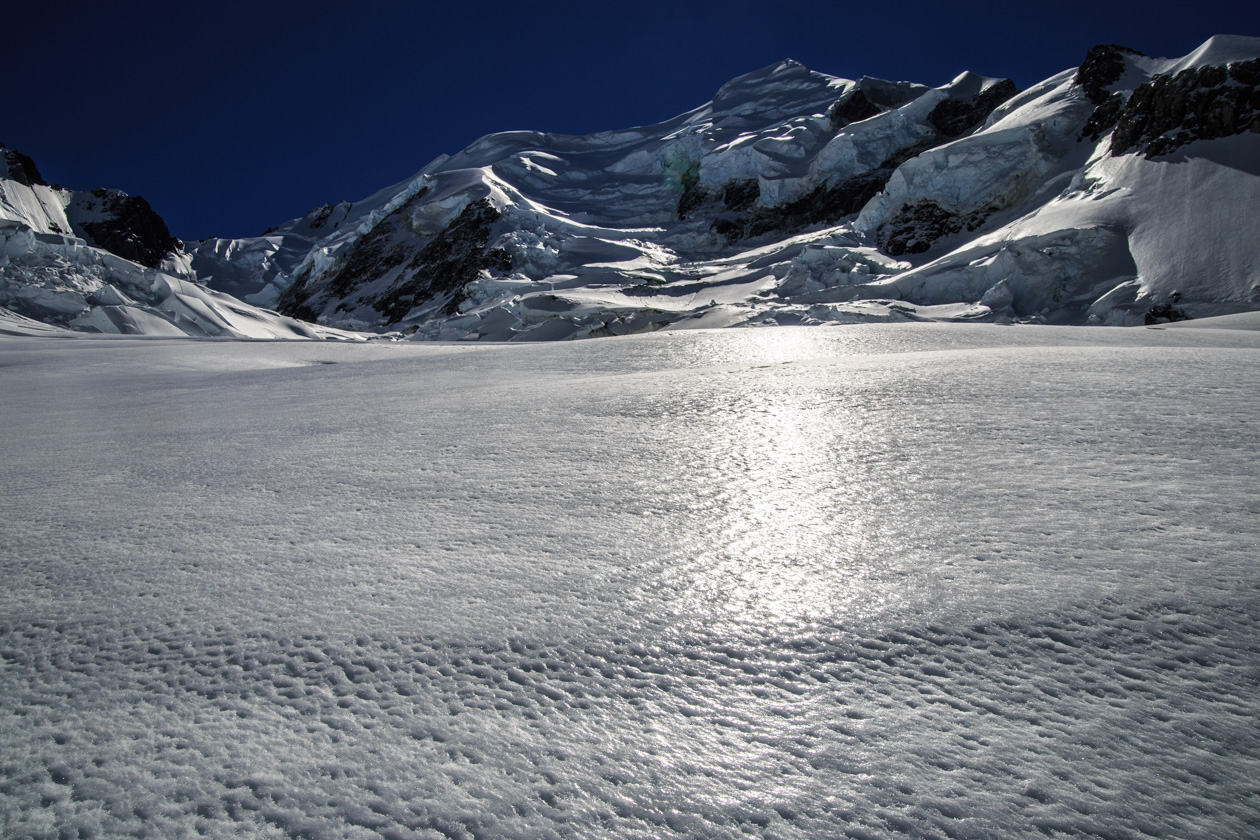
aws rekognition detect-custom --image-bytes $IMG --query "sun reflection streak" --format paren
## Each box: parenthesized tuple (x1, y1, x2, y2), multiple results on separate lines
(669, 329, 892, 631)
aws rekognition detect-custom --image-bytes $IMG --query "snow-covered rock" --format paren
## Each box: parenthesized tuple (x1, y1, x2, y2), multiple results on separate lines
(0, 217, 363, 340)
(181, 36, 1252, 340)
(6, 36, 1260, 341)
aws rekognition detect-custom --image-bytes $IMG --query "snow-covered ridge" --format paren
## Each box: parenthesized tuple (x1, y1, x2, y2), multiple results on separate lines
(0, 216, 362, 341)
(197, 36, 1256, 340)
(0, 143, 369, 339)
(5, 36, 1260, 340)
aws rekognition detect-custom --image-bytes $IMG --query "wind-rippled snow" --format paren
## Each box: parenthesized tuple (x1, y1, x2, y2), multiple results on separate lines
(2, 325, 1259, 839)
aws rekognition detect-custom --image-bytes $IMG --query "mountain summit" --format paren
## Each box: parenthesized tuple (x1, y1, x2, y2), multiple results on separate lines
(4, 37, 1259, 339)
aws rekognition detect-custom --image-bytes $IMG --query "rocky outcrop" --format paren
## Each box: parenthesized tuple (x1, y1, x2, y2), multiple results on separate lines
(1145, 302, 1190, 324)
(1077, 44, 1145, 105)
(307, 203, 338, 230)
(710, 139, 939, 245)
(878, 201, 993, 256)
(676, 180, 710, 221)
(1111, 59, 1260, 157)
(70, 190, 182, 269)
(705, 81, 1017, 248)
(927, 79, 1020, 137)
(1080, 95, 1127, 142)
(1075, 45, 1147, 141)
(828, 88, 880, 128)
(0, 145, 47, 187)
(277, 188, 432, 320)
(373, 199, 510, 320)
(720, 179, 760, 213)
(713, 169, 884, 244)
(280, 195, 512, 325)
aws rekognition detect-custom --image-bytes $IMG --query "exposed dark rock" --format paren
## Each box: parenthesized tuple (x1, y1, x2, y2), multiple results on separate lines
(373, 198, 510, 321)
(1231, 60, 1260, 87)
(1110, 59, 1260, 157)
(280, 188, 511, 325)
(677, 182, 714, 220)
(714, 141, 937, 244)
(694, 179, 761, 240)
(928, 79, 1020, 137)
(715, 171, 886, 243)
(828, 88, 881, 128)
(721, 179, 760, 212)
(0, 145, 48, 187)
(878, 201, 994, 256)
(672, 78, 1018, 249)
(76, 191, 181, 269)
(859, 77, 931, 110)
(324, 221, 408, 301)
(1077, 44, 1145, 105)
(302, 200, 351, 231)
(309, 188, 431, 302)
(673, 80, 1016, 247)
(275, 267, 320, 323)
(1145, 303, 1190, 324)
(308, 203, 336, 229)
(1, 146, 181, 269)
(1080, 92, 1126, 141)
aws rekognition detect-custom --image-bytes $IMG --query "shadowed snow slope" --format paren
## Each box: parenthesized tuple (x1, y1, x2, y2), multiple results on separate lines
(2, 325, 1259, 837)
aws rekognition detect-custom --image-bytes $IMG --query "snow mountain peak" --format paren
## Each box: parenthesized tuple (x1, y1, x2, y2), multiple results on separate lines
(4, 35, 1260, 340)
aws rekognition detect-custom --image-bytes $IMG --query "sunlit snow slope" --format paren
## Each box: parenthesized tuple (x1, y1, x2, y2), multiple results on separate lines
(4, 37, 1259, 341)
(2, 325, 1259, 837)
(188, 36, 1260, 340)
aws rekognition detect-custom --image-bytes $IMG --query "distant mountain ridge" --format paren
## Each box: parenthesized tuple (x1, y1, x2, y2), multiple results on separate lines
(0, 144, 360, 339)
(3, 36, 1259, 339)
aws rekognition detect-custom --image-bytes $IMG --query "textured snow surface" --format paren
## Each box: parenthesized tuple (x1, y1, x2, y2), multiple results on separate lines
(3, 325, 1260, 838)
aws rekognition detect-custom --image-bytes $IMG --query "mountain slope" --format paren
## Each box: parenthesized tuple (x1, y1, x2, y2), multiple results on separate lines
(6, 37, 1259, 341)
(185, 36, 1259, 340)
(0, 147, 363, 340)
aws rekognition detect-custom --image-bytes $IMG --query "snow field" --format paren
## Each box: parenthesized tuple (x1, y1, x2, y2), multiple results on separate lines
(1, 324, 1259, 838)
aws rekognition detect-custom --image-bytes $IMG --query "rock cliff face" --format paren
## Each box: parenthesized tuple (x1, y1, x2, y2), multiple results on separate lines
(68, 189, 183, 270)
(0, 146, 187, 272)
(372, 199, 511, 321)
(683, 77, 1019, 248)
(0, 145, 47, 187)
(927, 78, 1020, 137)
(277, 196, 511, 324)
(878, 201, 995, 257)
(1111, 59, 1260, 157)
(0, 148, 360, 339)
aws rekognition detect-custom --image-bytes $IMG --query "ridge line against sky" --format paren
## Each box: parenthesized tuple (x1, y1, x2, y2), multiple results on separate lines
(4, 0, 1257, 240)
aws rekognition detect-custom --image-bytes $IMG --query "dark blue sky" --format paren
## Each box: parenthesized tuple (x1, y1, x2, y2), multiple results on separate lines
(5, 1, 1256, 240)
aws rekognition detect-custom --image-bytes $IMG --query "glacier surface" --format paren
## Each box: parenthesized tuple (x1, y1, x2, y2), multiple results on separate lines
(2, 324, 1258, 838)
